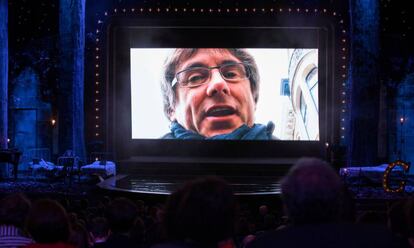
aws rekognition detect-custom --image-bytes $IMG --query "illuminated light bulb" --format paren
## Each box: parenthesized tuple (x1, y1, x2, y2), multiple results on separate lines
(400, 117, 405, 123)
(104, 12, 108, 16)
(325, 142, 329, 147)
(131, 8, 135, 12)
(51, 119, 56, 125)
(96, 91, 99, 94)
(7, 138, 10, 143)
(95, 133, 99, 136)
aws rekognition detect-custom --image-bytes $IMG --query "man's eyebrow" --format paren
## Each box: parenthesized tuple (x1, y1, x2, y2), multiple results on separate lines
(220, 60, 241, 66)
(180, 62, 206, 71)
(179, 59, 241, 72)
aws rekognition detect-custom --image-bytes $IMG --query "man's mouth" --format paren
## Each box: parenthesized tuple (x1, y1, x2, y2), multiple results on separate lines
(205, 106, 236, 117)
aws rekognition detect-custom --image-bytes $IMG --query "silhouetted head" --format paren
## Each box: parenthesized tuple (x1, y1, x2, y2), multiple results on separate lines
(281, 157, 344, 225)
(0, 193, 31, 228)
(26, 199, 70, 243)
(163, 176, 237, 246)
(105, 197, 138, 234)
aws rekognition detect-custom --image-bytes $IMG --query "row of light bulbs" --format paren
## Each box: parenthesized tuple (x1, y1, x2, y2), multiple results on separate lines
(94, 6, 348, 140)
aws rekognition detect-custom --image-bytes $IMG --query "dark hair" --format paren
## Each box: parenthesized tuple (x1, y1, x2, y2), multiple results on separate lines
(281, 157, 344, 225)
(0, 193, 31, 228)
(161, 48, 260, 119)
(25, 199, 70, 243)
(89, 217, 110, 238)
(163, 176, 237, 245)
(105, 197, 138, 234)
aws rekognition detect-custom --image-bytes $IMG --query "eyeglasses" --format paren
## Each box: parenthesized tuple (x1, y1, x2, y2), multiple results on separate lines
(171, 63, 250, 88)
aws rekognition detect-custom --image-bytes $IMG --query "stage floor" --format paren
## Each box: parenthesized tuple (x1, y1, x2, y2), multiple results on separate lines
(97, 174, 282, 195)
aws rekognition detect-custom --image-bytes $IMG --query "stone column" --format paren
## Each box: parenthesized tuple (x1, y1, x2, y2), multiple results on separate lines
(59, 0, 86, 161)
(347, 0, 380, 166)
(0, 0, 8, 150)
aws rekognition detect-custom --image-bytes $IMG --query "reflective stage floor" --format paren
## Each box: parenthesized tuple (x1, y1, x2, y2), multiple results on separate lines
(98, 174, 282, 195)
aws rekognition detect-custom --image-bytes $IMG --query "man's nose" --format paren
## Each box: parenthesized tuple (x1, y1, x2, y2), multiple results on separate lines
(206, 69, 230, 96)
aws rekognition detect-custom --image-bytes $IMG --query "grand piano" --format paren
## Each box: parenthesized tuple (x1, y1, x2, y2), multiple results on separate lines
(0, 149, 22, 180)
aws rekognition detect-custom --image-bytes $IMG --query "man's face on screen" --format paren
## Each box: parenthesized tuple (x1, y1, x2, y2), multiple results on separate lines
(170, 49, 256, 138)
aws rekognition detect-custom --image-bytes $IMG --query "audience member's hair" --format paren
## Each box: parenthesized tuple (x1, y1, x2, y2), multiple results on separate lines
(281, 157, 344, 225)
(105, 197, 138, 234)
(89, 217, 110, 239)
(0, 193, 31, 228)
(25, 199, 70, 243)
(163, 176, 237, 246)
(69, 222, 91, 248)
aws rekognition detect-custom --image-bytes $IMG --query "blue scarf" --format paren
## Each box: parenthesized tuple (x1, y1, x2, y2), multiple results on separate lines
(166, 121, 275, 140)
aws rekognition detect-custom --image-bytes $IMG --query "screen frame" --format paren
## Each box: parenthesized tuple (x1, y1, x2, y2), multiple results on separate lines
(106, 16, 335, 160)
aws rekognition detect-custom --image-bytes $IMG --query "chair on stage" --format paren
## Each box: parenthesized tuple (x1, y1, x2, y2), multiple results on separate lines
(81, 152, 116, 179)
(56, 150, 81, 185)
